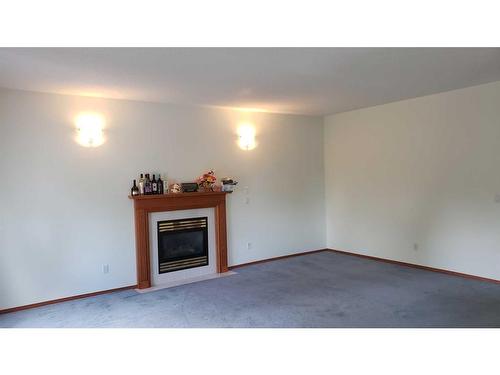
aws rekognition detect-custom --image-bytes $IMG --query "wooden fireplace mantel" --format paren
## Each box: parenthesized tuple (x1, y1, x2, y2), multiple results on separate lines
(129, 191, 229, 289)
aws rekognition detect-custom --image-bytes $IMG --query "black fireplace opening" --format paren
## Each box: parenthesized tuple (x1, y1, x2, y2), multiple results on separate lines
(157, 217, 209, 274)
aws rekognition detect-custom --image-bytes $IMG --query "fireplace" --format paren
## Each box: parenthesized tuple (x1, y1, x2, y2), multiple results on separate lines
(129, 192, 228, 289)
(157, 217, 209, 273)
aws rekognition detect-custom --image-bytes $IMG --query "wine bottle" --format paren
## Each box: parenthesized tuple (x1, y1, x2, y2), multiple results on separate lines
(138, 173, 145, 195)
(144, 174, 152, 195)
(157, 175, 164, 194)
(152, 174, 158, 194)
(131, 180, 140, 196)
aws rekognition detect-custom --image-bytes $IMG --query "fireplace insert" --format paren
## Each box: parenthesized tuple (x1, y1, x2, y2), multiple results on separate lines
(157, 217, 209, 273)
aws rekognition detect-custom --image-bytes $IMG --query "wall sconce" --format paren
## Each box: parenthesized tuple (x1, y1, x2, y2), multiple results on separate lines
(237, 124, 256, 150)
(75, 112, 105, 147)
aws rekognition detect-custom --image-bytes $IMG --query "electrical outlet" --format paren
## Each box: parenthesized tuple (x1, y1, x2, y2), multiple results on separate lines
(246, 242, 252, 250)
(495, 193, 500, 203)
(413, 243, 419, 251)
(103, 264, 109, 274)
(245, 197, 250, 204)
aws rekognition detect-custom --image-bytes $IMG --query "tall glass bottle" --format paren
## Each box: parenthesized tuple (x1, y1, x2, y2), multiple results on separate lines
(151, 174, 158, 194)
(144, 174, 152, 195)
(138, 173, 145, 195)
(157, 175, 164, 194)
(131, 180, 140, 196)
(162, 174, 169, 194)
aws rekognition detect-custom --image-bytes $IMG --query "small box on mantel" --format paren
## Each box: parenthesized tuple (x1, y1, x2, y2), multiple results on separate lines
(181, 182, 199, 193)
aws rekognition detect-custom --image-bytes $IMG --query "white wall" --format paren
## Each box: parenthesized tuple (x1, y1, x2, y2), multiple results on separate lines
(0, 88, 325, 309)
(5, 78, 499, 310)
(324, 81, 500, 280)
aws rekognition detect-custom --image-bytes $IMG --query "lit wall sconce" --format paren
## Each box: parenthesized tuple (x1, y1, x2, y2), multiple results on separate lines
(237, 123, 256, 150)
(75, 112, 105, 147)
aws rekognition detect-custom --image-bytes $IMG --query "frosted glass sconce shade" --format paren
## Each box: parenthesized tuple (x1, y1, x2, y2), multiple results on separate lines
(75, 113, 105, 147)
(237, 124, 256, 150)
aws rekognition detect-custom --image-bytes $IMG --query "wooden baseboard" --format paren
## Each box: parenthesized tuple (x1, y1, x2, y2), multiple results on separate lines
(327, 248, 500, 284)
(0, 285, 137, 315)
(2, 250, 326, 314)
(228, 248, 330, 269)
(3, 247, 498, 314)
(229, 247, 500, 284)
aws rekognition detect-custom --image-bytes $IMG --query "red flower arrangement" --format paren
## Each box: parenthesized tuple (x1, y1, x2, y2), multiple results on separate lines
(197, 169, 217, 191)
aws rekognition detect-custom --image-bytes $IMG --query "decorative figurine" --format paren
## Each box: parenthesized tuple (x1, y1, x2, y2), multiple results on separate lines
(221, 178, 238, 193)
(170, 183, 182, 194)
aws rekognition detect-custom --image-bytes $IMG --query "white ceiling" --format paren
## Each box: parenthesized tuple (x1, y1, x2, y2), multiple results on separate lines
(0, 48, 499, 116)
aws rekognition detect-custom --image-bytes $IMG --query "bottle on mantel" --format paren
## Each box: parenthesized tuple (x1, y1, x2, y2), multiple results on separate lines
(151, 174, 158, 194)
(162, 174, 169, 194)
(131, 180, 140, 196)
(138, 173, 145, 195)
(144, 174, 152, 195)
(157, 174, 164, 194)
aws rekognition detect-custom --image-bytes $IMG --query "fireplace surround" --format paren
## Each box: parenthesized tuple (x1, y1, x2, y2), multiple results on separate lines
(129, 191, 228, 289)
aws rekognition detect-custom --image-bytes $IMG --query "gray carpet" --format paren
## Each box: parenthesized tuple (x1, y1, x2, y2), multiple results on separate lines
(1, 251, 499, 327)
